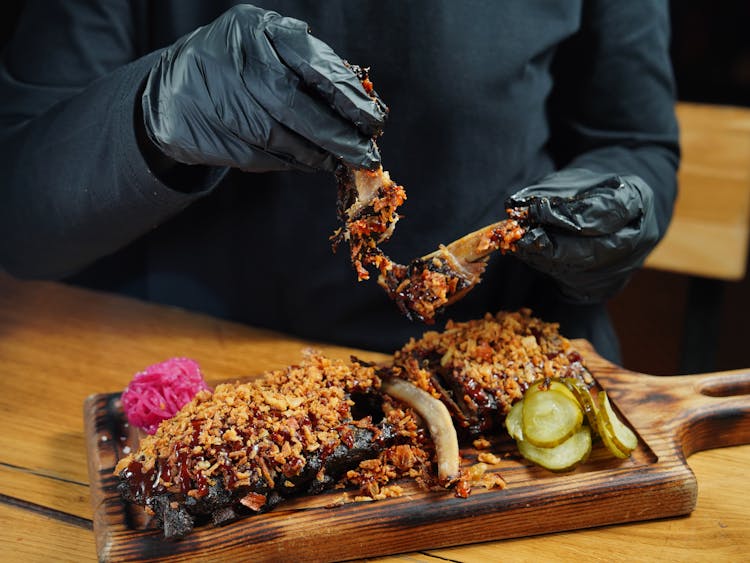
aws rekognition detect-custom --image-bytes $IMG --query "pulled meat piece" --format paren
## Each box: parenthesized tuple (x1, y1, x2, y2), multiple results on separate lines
(115, 353, 417, 538)
(331, 64, 529, 323)
(391, 309, 593, 435)
(331, 165, 406, 281)
(330, 64, 404, 281)
(377, 252, 485, 324)
(377, 209, 529, 323)
(332, 158, 528, 324)
(334, 192, 528, 324)
(476, 207, 529, 255)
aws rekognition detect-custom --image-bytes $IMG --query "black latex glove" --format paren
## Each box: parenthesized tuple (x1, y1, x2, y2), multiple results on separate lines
(141, 5, 387, 173)
(506, 169, 660, 304)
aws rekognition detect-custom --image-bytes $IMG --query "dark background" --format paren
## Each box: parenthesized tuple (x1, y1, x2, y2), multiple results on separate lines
(611, 1, 750, 375)
(669, 0, 750, 106)
(2, 1, 748, 374)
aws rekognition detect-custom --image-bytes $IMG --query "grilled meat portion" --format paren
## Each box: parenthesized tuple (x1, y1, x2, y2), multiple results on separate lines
(330, 64, 405, 282)
(331, 164, 406, 281)
(377, 251, 486, 325)
(115, 353, 407, 538)
(331, 63, 529, 322)
(392, 309, 592, 435)
(333, 172, 529, 325)
(377, 208, 529, 324)
(115, 310, 593, 538)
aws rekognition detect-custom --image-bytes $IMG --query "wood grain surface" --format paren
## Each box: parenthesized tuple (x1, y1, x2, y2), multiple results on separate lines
(84, 342, 750, 562)
(1, 272, 749, 562)
(645, 102, 750, 280)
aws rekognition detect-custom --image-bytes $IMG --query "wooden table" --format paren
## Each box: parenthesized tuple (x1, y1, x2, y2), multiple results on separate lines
(1, 272, 747, 562)
(643, 102, 750, 373)
(645, 102, 750, 281)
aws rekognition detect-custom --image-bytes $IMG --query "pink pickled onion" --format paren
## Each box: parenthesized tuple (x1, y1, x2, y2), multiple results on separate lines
(121, 357, 211, 434)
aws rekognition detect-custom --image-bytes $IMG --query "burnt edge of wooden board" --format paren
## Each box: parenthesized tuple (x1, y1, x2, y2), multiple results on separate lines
(84, 348, 698, 563)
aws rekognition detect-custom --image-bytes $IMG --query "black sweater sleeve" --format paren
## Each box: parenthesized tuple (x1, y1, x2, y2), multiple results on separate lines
(0, 1, 223, 279)
(548, 0, 680, 236)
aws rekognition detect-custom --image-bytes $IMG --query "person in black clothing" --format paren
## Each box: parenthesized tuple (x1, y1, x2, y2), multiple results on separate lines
(0, 2, 679, 363)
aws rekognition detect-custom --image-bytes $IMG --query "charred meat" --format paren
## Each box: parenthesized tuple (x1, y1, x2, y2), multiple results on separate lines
(377, 209, 529, 323)
(115, 353, 422, 538)
(331, 164, 407, 281)
(330, 64, 405, 281)
(391, 309, 592, 435)
(331, 64, 529, 322)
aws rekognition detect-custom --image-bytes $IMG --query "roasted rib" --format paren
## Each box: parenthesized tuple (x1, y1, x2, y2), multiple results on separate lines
(377, 209, 529, 323)
(332, 163, 529, 323)
(391, 309, 592, 435)
(114, 352, 458, 538)
(331, 164, 406, 281)
(332, 66, 529, 322)
(115, 353, 415, 537)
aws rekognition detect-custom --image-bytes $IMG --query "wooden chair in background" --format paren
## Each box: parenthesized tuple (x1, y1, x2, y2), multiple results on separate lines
(644, 102, 750, 372)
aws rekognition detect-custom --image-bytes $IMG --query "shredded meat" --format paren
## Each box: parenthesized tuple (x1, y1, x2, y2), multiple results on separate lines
(391, 309, 593, 435)
(330, 165, 406, 281)
(331, 66, 529, 323)
(115, 352, 437, 538)
(334, 187, 529, 323)
(115, 309, 594, 536)
(376, 209, 529, 323)
(330, 64, 405, 281)
(115, 352, 429, 537)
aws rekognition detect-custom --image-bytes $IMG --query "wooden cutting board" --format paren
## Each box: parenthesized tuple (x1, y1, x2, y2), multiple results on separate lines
(84, 340, 750, 562)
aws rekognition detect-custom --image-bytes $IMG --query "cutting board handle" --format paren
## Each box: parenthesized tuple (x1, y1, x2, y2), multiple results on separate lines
(592, 360, 750, 460)
(666, 370, 750, 456)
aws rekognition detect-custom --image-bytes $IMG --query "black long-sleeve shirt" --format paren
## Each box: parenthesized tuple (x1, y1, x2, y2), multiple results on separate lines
(0, 1, 679, 361)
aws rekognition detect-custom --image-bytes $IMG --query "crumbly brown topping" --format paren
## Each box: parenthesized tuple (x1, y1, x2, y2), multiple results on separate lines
(392, 309, 591, 431)
(477, 207, 529, 255)
(339, 398, 435, 497)
(375, 210, 529, 324)
(377, 258, 467, 324)
(115, 352, 385, 499)
(117, 309, 591, 520)
(331, 165, 407, 282)
(472, 437, 492, 450)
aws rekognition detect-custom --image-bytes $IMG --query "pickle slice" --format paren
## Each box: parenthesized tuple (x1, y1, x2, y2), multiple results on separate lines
(559, 377, 600, 434)
(598, 418, 630, 459)
(505, 399, 524, 441)
(507, 377, 636, 468)
(522, 387, 583, 448)
(599, 391, 638, 454)
(545, 380, 579, 404)
(517, 426, 592, 472)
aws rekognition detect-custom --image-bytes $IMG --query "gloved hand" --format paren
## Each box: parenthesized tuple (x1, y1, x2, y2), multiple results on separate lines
(505, 169, 660, 303)
(140, 4, 387, 173)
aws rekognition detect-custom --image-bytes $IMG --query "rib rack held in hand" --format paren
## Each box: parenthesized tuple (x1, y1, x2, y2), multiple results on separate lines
(330, 64, 529, 323)
(332, 161, 529, 323)
(377, 209, 529, 323)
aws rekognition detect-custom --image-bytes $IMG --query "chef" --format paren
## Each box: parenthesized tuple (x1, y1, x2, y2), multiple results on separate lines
(0, 1, 679, 363)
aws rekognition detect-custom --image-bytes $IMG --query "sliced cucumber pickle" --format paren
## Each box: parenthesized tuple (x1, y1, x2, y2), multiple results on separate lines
(505, 399, 525, 441)
(522, 386, 583, 448)
(508, 377, 636, 470)
(599, 391, 638, 454)
(545, 380, 579, 404)
(559, 377, 600, 434)
(517, 426, 592, 472)
(597, 417, 630, 459)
